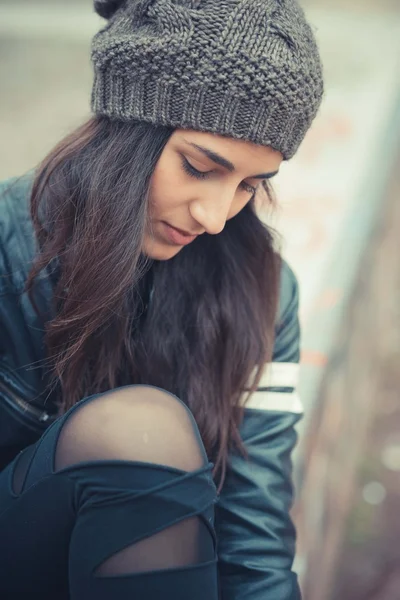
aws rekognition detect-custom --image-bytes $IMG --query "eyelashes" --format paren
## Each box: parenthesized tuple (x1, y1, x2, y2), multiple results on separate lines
(181, 157, 257, 196)
(240, 182, 257, 196)
(181, 157, 208, 180)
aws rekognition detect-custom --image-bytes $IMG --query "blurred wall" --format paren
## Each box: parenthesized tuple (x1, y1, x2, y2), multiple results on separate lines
(0, 0, 97, 179)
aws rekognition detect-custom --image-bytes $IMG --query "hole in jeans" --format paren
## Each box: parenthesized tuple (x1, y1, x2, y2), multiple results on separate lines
(95, 517, 213, 577)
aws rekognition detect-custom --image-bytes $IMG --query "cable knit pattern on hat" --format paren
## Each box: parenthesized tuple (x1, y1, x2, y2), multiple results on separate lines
(91, 0, 324, 159)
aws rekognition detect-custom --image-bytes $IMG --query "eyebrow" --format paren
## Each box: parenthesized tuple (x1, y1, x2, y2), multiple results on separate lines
(183, 141, 279, 179)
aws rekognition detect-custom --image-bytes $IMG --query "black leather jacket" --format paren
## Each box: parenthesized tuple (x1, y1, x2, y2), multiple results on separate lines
(0, 175, 302, 599)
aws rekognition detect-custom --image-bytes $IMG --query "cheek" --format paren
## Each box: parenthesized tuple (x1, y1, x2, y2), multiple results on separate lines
(149, 165, 188, 217)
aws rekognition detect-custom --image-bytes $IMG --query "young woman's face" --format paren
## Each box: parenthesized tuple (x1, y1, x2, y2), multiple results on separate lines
(143, 129, 283, 260)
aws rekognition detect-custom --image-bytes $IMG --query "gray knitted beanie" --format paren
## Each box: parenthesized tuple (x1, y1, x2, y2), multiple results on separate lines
(92, 0, 324, 159)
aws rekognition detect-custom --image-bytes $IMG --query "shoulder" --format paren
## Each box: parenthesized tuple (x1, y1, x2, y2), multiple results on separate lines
(0, 173, 34, 228)
(242, 259, 302, 414)
(0, 173, 36, 291)
(267, 261, 301, 400)
(276, 259, 299, 331)
(272, 259, 300, 363)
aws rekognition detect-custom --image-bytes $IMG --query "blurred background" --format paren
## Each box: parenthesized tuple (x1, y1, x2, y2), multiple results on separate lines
(1, 1, 400, 598)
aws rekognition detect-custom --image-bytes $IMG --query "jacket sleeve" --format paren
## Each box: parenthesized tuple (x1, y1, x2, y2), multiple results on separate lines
(216, 261, 303, 600)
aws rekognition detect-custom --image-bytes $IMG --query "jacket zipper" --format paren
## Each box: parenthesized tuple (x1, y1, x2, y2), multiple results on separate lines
(0, 379, 53, 425)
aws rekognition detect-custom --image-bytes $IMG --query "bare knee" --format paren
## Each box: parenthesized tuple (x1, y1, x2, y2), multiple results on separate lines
(54, 386, 206, 472)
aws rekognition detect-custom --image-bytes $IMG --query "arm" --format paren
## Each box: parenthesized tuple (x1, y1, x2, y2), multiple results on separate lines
(0, 175, 53, 470)
(216, 262, 302, 599)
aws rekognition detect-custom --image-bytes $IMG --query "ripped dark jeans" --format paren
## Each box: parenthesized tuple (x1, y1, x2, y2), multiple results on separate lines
(0, 386, 218, 599)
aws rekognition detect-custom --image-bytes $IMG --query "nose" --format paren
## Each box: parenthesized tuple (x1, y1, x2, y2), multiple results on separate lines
(189, 189, 234, 235)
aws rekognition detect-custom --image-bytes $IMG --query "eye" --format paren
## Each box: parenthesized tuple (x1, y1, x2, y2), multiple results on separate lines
(181, 156, 257, 196)
(181, 157, 210, 180)
(240, 181, 257, 196)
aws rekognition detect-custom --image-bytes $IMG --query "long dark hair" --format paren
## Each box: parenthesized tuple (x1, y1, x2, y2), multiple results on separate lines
(27, 116, 281, 483)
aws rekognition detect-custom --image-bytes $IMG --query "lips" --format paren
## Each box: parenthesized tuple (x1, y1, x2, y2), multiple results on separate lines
(169, 224, 195, 237)
(161, 222, 198, 246)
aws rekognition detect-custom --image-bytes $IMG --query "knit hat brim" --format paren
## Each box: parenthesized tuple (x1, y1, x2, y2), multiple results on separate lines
(92, 71, 318, 160)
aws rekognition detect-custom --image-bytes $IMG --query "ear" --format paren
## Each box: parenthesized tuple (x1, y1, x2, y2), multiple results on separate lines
(94, 0, 126, 19)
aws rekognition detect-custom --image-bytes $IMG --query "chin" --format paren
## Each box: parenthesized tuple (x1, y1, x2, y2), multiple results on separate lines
(142, 239, 182, 261)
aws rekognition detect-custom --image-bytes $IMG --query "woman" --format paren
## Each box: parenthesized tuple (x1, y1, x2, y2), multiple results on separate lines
(0, 0, 323, 598)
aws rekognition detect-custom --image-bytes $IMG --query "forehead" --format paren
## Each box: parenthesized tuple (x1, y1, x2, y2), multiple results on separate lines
(172, 129, 283, 173)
